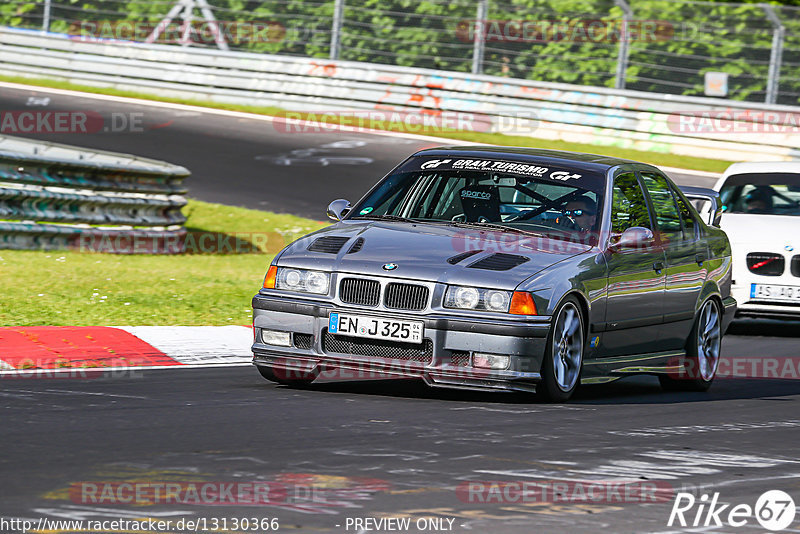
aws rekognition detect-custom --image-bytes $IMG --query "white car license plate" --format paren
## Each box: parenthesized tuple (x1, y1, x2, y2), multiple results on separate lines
(751, 283, 800, 302)
(329, 312, 423, 343)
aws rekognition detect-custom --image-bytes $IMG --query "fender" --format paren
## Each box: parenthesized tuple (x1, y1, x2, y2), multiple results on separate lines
(520, 250, 608, 328)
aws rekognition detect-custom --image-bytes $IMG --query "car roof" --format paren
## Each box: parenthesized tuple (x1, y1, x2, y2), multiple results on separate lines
(721, 161, 800, 177)
(411, 146, 644, 174)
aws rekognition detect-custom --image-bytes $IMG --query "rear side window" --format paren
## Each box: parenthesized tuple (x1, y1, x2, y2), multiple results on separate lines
(673, 190, 697, 238)
(611, 173, 653, 233)
(640, 172, 683, 238)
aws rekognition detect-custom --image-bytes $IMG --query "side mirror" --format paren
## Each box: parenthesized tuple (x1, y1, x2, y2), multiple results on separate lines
(326, 199, 351, 222)
(609, 226, 654, 252)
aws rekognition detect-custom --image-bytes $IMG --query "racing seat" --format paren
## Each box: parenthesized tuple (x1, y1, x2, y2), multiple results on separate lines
(459, 185, 501, 222)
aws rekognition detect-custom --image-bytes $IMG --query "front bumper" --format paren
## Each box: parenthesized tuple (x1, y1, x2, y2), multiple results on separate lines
(251, 293, 552, 393)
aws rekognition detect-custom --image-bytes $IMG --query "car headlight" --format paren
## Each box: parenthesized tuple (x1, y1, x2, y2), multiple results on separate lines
(451, 287, 480, 308)
(444, 286, 512, 312)
(274, 268, 330, 295)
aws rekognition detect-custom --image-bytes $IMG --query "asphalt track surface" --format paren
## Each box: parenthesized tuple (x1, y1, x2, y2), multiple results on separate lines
(0, 84, 713, 218)
(2, 84, 800, 533)
(0, 84, 440, 219)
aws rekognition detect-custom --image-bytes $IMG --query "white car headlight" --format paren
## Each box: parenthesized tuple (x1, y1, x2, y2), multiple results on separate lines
(276, 268, 330, 295)
(444, 286, 512, 312)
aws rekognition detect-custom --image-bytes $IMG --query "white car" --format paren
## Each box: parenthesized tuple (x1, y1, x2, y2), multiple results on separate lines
(713, 161, 800, 318)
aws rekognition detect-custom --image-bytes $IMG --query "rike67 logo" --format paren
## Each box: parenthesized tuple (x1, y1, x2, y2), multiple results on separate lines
(669, 490, 796, 531)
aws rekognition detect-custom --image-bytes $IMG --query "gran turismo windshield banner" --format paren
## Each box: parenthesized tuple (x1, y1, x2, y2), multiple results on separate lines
(397, 155, 605, 191)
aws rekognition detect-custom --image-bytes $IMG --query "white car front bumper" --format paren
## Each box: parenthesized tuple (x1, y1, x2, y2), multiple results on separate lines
(732, 250, 800, 317)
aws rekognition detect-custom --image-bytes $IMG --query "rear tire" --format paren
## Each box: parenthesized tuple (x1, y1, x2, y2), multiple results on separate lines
(659, 299, 721, 392)
(257, 364, 315, 386)
(538, 297, 584, 402)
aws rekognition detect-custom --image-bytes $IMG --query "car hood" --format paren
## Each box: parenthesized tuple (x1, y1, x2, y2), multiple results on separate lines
(276, 221, 591, 290)
(721, 213, 800, 251)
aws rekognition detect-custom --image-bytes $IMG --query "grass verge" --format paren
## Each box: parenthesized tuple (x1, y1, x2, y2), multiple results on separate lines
(0, 74, 729, 173)
(0, 200, 325, 326)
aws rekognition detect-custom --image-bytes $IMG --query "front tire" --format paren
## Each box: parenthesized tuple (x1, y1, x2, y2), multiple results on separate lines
(257, 364, 315, 386)
(538, 297, 584, 402)
(659, 298, 721, 392)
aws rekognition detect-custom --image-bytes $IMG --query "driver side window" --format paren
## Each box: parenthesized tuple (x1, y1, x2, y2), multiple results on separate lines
(640, 171, 683, 239)
(611, 173, 653, 234)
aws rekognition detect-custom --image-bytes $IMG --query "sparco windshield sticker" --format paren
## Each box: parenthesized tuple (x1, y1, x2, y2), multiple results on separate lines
(461, 190, 493, 199)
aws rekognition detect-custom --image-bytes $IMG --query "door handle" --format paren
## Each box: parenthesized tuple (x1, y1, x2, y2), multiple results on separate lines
(653, 261, 664, 272)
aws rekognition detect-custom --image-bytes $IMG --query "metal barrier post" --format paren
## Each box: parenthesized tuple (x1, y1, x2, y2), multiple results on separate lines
(330, 0, 344, 60)
(471, 0, 488, 75)
(42, 0, 51, 33)
(762, 4, 785, 105)
(614, 0, 632, 90)
(146, 0, 228, 51)
(196, 0, 228, 51)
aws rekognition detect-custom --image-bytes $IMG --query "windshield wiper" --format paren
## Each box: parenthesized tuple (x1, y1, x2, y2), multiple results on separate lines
(447, 220, 544, 237)
(357, 214, 422, 223)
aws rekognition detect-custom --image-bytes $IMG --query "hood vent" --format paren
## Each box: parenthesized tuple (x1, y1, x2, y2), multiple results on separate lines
(308, 236, 350, 254)
(347, 237, 365, 254)
(447, 249, 482, 265)
(468, 253, 530, 271)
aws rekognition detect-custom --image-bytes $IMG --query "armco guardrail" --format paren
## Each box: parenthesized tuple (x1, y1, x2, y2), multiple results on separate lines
(1, 26, 798, 163)
(0, 134, 189, 252)
(4, 0, 799, 105)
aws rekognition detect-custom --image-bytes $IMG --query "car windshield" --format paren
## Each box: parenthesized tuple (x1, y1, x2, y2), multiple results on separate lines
(720, 172, 800, 216)
(349, 158, 605, 242)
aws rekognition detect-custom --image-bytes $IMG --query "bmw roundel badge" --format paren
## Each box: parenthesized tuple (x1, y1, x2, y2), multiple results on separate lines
(383, 263, 398, 271)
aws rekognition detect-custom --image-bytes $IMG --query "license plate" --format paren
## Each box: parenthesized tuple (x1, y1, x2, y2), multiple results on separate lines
(329, 312, 423, 343)
(751, 283, 800, 302)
